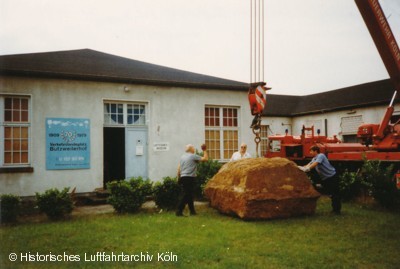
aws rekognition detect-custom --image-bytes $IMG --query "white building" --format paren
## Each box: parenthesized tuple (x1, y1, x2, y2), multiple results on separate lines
(0, 49, 256, 196)
(1, 49, 397, 197)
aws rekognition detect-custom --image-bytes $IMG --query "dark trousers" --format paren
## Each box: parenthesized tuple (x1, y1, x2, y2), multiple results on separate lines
(321, 174, 342, 213)
(177, 176, 196, 214)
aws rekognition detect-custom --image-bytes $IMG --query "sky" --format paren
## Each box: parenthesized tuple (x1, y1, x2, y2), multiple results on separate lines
(1, 0, 399, 96)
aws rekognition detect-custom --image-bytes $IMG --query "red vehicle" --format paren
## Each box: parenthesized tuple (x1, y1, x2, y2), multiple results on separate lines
(265, 91, 400, 162)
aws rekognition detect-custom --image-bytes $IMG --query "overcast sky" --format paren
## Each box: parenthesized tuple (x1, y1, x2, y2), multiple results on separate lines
(1, 0, 399, 96)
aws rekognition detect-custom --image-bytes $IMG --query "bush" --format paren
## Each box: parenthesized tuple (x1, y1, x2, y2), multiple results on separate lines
(361, 160, 400, 209)
(107, 177, 153, 214)
(36, 188, 73, 220)
(153, 177, 181, 211)
(0, 194, 21, 224)
(336, 160, 400, 209)
(339, 170, 364, 202)
(195, 155, 222, 199)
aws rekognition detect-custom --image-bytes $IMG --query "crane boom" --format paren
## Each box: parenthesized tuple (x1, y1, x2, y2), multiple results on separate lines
(355, 0, 400, 90)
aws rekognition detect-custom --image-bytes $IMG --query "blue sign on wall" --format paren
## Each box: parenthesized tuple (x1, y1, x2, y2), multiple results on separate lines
(46, 118, 90, 170)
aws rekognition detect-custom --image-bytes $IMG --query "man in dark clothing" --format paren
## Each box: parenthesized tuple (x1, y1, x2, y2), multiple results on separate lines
(176, 144, 208, 216)
(299, 145, 342, 214)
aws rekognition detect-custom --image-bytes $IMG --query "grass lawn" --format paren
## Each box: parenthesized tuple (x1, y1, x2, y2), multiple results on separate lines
(1, 197, 399, 269)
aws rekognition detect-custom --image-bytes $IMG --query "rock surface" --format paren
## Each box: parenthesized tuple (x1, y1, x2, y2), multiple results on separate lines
(204, 157, 320, 220)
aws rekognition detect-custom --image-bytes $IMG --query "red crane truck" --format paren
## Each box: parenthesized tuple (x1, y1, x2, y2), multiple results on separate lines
(247, 0, 400, 187)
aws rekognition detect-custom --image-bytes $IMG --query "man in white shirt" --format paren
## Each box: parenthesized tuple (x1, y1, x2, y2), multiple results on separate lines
(230, 143, 252, 161)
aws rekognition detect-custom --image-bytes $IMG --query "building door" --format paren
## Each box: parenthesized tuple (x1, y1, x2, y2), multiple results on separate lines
(125, 127, 148, 178)
(103, 127, 125, 186)
(103, 101, 148, 184)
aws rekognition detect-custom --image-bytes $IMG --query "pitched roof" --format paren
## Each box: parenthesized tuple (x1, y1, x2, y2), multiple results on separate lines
(263, 79, 397, 116)
(0, 49, 249, 91)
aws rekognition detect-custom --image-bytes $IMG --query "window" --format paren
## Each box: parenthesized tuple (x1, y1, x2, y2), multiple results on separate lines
(391, 113, 400, 124)
(127, 104, 146, 125)
(342, 135, 358, 143)
(205, 106, 239, 160)
(104, 102, 147, 126)
(104, 103, 123, 125)
(1, 96, 31, 166)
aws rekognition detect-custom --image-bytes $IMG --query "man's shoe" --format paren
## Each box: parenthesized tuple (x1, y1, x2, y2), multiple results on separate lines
(190, 212, 197, 216)
(176, 212, 184, 217)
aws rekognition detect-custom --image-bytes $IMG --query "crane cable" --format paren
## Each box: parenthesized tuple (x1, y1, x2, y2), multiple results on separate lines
(250, 0, 265, 157)
(250, 0, 265, 84)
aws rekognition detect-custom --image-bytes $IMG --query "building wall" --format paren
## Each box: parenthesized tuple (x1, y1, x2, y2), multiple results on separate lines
(260, 117, 293, 136)
(0, 76, 255, 196)
(263, 104, 400, 140)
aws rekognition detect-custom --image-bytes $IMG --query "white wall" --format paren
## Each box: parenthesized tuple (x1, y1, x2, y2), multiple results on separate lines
(146, 86, 256, 182)
(261, 117, 293, 135)
(262, 104, 400, 140)
(0, 76, 255, 196)
(1, 77, 104, 196)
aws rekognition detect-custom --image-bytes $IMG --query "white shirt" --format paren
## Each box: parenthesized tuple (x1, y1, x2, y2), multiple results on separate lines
(230, 151, 252, 161)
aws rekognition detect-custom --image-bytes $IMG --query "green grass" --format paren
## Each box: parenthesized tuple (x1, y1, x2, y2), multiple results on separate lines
(1, 197, 399, 269)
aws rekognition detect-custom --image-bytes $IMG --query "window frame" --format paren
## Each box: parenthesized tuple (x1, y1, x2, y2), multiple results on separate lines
(0, 94, 32, 170)
(205, 106, 240, 161)
(104, 101, 148, 127)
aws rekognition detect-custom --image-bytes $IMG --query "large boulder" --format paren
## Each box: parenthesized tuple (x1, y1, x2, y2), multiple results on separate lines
(204, 157, 320, 220)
